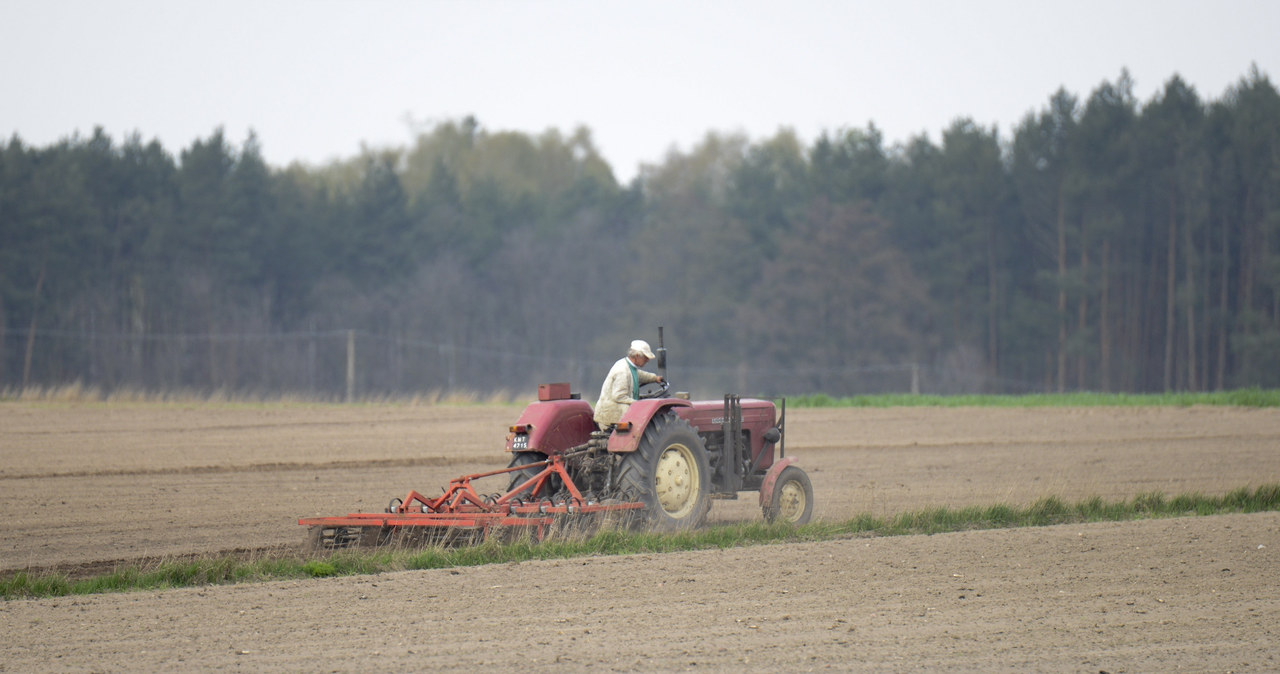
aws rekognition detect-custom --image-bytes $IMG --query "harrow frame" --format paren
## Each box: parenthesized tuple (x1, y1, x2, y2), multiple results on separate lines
(298, 453, 645, 544)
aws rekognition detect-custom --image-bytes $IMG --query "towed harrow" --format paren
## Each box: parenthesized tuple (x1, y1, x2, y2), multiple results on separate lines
(299, 449, 645, 548)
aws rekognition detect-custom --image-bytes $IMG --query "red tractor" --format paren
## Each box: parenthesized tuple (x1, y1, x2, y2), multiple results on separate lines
(301, 332, 812, 545)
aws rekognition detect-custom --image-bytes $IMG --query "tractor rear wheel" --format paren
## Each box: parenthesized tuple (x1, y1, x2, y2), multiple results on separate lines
(506, 451, 553, 499)
(615, 412, 711, 531)
(763, 465, 813, 525)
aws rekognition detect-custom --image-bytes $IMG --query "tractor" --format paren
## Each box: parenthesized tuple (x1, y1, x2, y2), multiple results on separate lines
(300, 330, 813, 546)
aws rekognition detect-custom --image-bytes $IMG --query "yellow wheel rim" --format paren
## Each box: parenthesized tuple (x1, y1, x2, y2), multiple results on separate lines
(654, 443, 700, 518)
(777, 479, 807, 523)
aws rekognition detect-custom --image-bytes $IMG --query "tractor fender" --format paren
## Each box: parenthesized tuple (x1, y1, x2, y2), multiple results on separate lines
(758, 456, 800, 507)
(607, 398, 694, 453)
(506, 398, 596, 455)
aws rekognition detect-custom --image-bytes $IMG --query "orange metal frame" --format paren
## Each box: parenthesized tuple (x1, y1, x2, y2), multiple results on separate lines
(299, 454, 644, 540)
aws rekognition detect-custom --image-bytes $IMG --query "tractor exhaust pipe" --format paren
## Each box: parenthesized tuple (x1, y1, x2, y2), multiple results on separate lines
(656, 326, 668, 383)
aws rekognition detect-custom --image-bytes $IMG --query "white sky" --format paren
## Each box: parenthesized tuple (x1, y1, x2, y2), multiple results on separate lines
(3, 0, 1278, 183)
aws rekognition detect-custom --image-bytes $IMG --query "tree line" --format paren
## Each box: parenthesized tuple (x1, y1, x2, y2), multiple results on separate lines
(2, 67, 1278, 396)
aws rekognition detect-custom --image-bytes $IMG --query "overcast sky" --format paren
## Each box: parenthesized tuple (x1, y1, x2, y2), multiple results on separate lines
(4, 0, 1278, 182)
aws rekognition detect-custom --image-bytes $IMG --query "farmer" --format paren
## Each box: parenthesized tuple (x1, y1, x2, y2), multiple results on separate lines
(594, 339, 664, 429)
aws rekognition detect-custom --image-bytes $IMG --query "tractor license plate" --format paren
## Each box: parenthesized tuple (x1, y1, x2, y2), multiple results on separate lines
(511, 434, 529, 450)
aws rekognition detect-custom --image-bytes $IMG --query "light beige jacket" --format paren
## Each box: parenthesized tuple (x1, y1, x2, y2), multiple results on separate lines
(593, 357, 661, 427)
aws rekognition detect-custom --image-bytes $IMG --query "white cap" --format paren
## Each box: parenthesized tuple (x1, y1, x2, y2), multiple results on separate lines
(630, 339, 656, 359)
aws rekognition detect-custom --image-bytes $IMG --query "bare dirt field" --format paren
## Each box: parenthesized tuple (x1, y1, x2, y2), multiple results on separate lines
(2, 402, 1278, 671)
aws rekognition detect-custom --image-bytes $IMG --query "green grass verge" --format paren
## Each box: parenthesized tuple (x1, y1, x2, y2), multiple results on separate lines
(4, 484, 1277, 601)
(788, 388, 1280, 408)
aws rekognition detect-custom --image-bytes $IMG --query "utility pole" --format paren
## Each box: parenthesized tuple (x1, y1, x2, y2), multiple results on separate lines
(346, 329, 355, 403)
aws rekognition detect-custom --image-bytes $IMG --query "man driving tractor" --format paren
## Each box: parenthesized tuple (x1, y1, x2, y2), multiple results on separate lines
(593, 339, 665, 429)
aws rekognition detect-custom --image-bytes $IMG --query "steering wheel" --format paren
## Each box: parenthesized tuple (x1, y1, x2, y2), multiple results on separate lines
(637, 380, 670, 399)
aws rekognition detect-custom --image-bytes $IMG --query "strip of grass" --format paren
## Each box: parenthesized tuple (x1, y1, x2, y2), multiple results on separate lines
(788, 388, 1280, 408)
(4, 484, 1276, 601)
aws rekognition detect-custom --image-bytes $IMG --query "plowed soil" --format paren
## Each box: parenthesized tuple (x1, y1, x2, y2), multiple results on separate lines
(2, 402, 1278, 671)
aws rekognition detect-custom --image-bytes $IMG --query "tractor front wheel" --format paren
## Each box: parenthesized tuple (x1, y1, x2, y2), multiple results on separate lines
(615, 412, 711, 531)
(763, 466, 813, 525)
